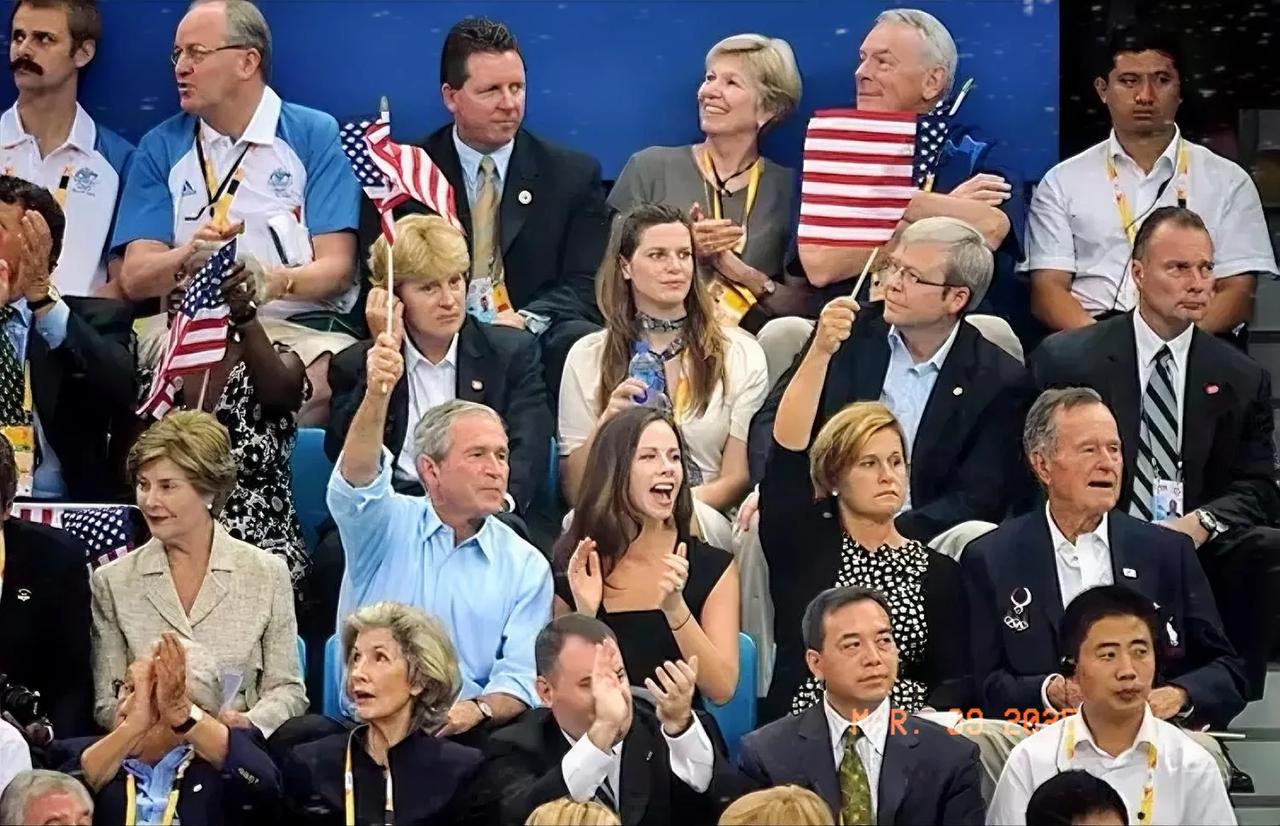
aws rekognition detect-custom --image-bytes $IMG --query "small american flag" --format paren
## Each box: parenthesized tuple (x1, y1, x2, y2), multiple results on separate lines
(138, 239, 236, 419)
(10, 503, 141, 570)
(798, 105, 951, 248)
(340, 113, 409, 241)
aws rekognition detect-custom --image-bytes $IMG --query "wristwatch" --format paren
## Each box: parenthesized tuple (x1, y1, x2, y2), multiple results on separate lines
(472, 699, 493, 721)
(28, 285, 59, 311)
(172, 704, 204, 734)
(1196, 509, 1225, 539)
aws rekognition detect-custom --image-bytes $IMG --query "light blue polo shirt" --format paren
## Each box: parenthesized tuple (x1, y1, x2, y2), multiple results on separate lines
(0, 103, 134, 296)
(112, 86, 360, 317)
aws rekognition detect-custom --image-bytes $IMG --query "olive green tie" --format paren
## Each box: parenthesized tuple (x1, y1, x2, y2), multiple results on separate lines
(839, 726, 873, 825)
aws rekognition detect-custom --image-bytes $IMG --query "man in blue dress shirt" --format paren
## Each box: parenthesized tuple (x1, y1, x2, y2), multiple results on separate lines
(327, 314, 552, 740)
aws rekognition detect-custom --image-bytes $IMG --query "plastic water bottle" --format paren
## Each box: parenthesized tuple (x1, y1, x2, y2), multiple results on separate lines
(627, 343, 668, 409)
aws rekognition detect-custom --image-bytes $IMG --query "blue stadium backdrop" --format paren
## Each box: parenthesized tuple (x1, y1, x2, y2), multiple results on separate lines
(0, 0, 1059, 181)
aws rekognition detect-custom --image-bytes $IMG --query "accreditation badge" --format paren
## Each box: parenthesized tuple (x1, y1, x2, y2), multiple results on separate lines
(1, 424, 35, 497)
(466, 277, 497, 323)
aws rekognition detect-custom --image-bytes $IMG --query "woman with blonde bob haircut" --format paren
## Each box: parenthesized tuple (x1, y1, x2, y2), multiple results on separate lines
(610, 34, 809, 326)
(91, 411, 307, 735)
(758, 399, 970, 722)
(526, 798, 621, 826)
(718, 786, 835, 825)
(281, 601, 483, 823)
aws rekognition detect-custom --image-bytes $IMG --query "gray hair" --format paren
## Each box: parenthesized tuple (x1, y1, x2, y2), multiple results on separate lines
(705, 33, 804, 132)
(191, 0, 272, 81)
(899, 216, 993, 310)
(874, 8, 958, 97)
(411, 399, 504, 462)
(342, 601, 462, 731)
(0, 770, 93, 825)
(1023, 387, 1105, 459)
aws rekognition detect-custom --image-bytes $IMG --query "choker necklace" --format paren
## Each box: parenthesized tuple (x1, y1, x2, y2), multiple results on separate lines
(637, 312, 686, 333)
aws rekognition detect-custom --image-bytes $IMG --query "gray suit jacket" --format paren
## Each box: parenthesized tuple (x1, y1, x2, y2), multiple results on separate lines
(90, 523, 307, 734)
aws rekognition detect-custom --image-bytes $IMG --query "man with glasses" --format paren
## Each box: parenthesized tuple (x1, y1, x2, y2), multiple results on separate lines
(1, 0, 133, 298)
(112, 0, 359, 423)
(749, 216, 1034, 549)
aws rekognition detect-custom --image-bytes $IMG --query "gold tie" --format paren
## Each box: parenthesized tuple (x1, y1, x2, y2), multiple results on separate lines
(470, 156, 502, 285)
(839, 726, 873, 825)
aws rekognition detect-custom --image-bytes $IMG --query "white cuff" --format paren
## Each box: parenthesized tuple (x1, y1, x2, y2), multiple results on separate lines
(560, 734, 614, 802)
(1041, 674, 1062, 711)
(662, 715, 714, 793)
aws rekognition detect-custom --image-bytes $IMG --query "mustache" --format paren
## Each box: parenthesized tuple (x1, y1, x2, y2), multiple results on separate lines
(10, 58, 42, 75)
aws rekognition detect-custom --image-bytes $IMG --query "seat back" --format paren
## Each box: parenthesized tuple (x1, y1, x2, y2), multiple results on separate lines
(291, 428, 334, 551)
(296, 635, 307, 677)
(706, 632, 758, 760)
(323, 633, 344, 718)
(965, 314, 1025, 365)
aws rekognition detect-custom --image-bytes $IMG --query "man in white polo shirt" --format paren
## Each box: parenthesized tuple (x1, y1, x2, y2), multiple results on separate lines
(1, 0, 133, 298)
(1025, 27, 1275, 338)
(113, 0, 359, 422)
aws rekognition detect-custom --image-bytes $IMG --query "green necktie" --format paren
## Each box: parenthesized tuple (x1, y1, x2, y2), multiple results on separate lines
(839, 726, 873, 826)
(0, 307, 27, 425)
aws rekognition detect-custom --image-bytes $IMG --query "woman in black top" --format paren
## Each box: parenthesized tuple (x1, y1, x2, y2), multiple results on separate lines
(760, 304, 970, 721)
(554, 406, 740, 705)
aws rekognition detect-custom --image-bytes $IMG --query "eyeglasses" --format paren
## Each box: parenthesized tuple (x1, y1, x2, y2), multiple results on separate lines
(170, 43, 250, 67)
(879, 260, 952, 290)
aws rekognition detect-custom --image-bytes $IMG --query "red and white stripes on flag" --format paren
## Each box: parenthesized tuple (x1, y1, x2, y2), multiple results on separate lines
(364, 119, 462, 237)
(798, 108, 918, 248)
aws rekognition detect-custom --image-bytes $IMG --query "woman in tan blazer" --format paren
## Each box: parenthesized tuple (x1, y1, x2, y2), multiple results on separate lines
(91, 411, 307, 735)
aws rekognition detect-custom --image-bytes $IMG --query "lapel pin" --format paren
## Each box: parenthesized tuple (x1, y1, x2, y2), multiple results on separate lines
(193, 783, 203, 793)
(518, 189, 532, 205)
(952, 386, 963, 396)
(1122, 567, 1137, 579)
(1003, 587, 1032, 633)
(471, 379, 483, 392)
(1205, 383, 1219, 395)
(16, 588, 30, 602)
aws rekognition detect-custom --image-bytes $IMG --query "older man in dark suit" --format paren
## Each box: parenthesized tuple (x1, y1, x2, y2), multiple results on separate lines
(738, 586, 985, 825)
(1030, 206, 1280, 701)
(962, 387, 1246, 730)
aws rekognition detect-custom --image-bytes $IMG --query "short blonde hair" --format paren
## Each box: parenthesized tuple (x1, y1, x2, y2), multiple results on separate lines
(342, 601, 462, 732)
(126, 410, 237, 512)
(525, 799, 621, 826)
(706, 33, 803, 131)
(809, 401, 906, 495)
(368, 213, 470, 289)
(719, 786, 835, 825)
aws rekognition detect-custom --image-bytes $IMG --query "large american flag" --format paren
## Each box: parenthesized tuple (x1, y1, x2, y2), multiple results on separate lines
(798, 102, 950, 248)
(339, 113, 461, 241)
(10, 503, 141, 570)
(138, 239, 236, 418)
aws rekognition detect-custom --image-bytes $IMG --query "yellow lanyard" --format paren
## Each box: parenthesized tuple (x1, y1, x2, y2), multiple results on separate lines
(1062, 717, 1157, 823)
(1106, 137, 1189, 247)
(124, 752, 195, 826)
(53, 164, 74, 208)
(700, 151, 761, 255)
(345, 727, 395, 826)
(194, 121, 250, 229)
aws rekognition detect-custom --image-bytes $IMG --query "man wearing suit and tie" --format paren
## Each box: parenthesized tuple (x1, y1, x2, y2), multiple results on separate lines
(738, 585, 985, 825)
(962, 387, 1247, 730)
(1030, 206, 1280, 702)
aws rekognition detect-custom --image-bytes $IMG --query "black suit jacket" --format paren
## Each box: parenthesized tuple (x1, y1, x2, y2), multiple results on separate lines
(961, 509, 1247, 728)
(468, 706, 737, 826)
(29, 296, 135, 502)
(737, 703, 985, 825)
(0, 518, 91, 736)
(1030, 312, 1280, 528)
(357, 125, 611, 326)
(325, 316, 552, 512)
(749, 305, 1035, 540)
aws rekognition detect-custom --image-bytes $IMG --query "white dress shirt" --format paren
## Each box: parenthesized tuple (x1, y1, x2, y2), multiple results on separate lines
(1023, 126, 1278, 315)
(452, 126, 515, 205)
(1047, 504, 1114, 608)
(1132, 310, 1193, 450)
(393, 333, 459, 483)
(987, 705, 1236, 825)
(824, 695, 890, 820)
(559, 715, 716, 805)
(0, 717, 31, 799)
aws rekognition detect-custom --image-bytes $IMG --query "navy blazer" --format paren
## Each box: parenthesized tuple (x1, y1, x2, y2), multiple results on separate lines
(748, 304, 1035, 541)
(961, 509, 1247, 728)
(737, 702, 985, 825)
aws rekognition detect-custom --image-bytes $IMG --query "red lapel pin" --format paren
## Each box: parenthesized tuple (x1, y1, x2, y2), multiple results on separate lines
(1205, 383, 1220, 395)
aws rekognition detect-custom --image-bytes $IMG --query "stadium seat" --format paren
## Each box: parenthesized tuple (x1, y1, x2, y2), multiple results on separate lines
(323, 633, 343, 719)
(706, 632, 758, 760)
(544, 435, 560, 510)
(291, 427, 334, 551)
(296, 635, 307, 676)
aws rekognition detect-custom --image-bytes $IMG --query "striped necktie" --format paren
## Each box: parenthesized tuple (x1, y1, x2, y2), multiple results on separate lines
(470, 156, 502, 285)
(839, 726, 873, 825)
(1130, 345, 1180, 520)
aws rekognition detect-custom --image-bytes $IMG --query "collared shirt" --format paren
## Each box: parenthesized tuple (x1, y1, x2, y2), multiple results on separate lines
(824, 694, 890, 820)
(879, 322, 960, 510)
(1045, 503, 1113, 608)
(329, 447, 551, 708)
(451, 126, 515, 206)
(3, 298, 71, 498)
(1023, 126, 1278, 315)
(0, 717, 31, 799)
(112, 85, 360, 317)
(0, 103, 134, 296)
(122, 745, 193, 826)
(987, 705, 1236, 825)
(1132, 310, 1194, 448)
(394, 334, 459, 483)
(559, 715, 716, 805)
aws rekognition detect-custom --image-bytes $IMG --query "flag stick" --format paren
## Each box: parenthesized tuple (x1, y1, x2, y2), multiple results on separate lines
(850, 247, 878, 301)
(380, 94, 393, 395)
(196, 368, 211, 411)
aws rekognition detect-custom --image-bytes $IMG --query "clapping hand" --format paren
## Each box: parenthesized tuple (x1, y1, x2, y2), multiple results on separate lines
(567, 537, 604, 615)
(689, 203, 744, 258)
(587, 638, 631, 751)
(645, 657, 699, 737)
(18, 209, 53, 304)
(153, 633, 193, 730)
(117, 656, 158, 735)
(658, 542, 690, 620)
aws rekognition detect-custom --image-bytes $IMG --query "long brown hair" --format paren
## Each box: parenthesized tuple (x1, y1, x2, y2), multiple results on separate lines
(554, 406, 695, 577)
(595, 203, 726, 418)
